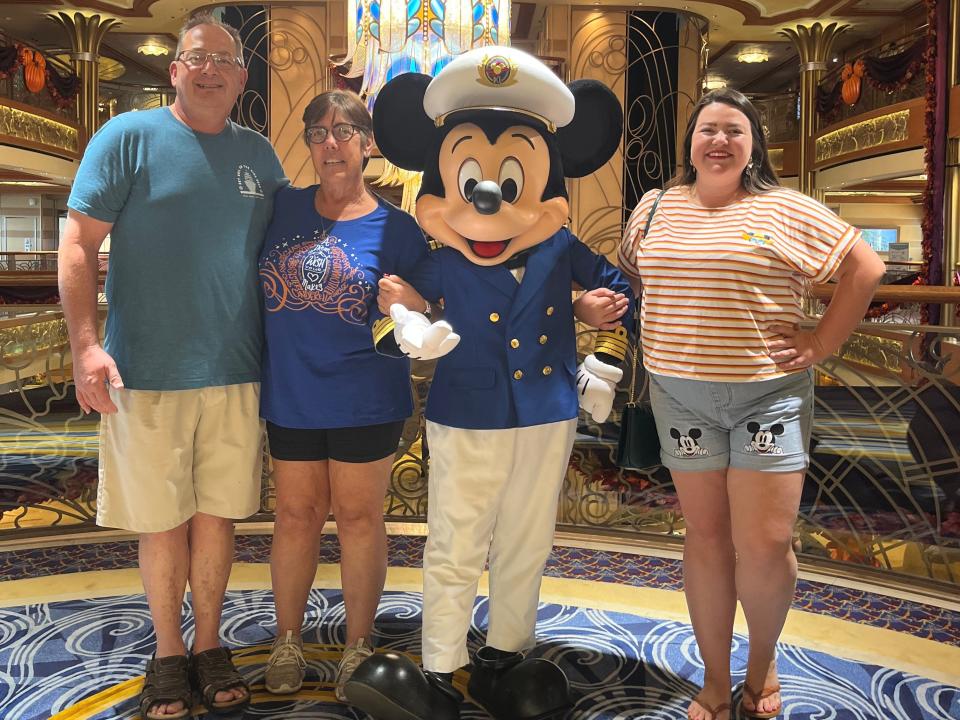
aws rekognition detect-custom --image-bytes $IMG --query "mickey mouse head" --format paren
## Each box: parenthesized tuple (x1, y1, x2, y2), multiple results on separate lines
(746, 422, 784, 455)
(372, 46, 623, 268)
(670, 427, 707, 457)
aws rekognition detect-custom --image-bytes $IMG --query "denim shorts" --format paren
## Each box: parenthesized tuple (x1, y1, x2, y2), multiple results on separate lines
(648, 369, 814, 473)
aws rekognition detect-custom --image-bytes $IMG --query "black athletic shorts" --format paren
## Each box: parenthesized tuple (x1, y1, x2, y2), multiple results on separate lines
(266, 420, 405, 463)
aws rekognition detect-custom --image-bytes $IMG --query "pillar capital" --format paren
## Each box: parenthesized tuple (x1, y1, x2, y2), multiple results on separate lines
(779, 22, 849, 67)
(48, 11, 121, 144)
(49, 12, 121, 56)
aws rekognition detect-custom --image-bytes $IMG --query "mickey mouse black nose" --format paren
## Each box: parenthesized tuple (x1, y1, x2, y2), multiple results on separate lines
(471, 180, 502, 215)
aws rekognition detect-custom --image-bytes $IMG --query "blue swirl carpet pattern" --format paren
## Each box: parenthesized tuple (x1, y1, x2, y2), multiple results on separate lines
(0, 588, 957, 720)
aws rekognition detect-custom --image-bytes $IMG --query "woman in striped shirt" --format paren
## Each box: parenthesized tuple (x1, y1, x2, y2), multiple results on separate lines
(618, 88, 885, 720)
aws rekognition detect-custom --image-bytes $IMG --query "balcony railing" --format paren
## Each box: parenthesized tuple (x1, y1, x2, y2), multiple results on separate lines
(815, 27, 928, 134)
(0, 36, 78, 122)
(0, 252, 59, 271)
(747, 92, 799, 145)
(1, 287, 958, 598)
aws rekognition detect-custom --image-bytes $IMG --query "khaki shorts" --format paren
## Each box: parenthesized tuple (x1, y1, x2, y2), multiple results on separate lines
(97, 383, 264, 533)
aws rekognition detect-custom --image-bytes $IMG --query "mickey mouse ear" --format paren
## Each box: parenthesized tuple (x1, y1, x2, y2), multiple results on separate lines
(558, 80, 623, 177)
(372, 73, 436, 172)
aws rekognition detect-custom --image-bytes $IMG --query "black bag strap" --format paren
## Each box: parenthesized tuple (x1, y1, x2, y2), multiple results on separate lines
(627, 189, 666, 405)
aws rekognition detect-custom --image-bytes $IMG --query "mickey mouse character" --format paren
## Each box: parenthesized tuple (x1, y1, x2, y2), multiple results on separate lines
(670, 427, 709, 457)
(345, 47, 634, 720)
(745, 422, 785, 455)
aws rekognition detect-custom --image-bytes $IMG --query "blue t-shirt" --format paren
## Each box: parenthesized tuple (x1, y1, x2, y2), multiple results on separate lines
(68, 107, 287, 390)
(259, 186, 429, 429)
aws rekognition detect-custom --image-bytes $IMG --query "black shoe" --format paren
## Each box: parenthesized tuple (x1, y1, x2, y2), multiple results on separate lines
(343, 651, 462, 720)
(467, 646, 571, 720)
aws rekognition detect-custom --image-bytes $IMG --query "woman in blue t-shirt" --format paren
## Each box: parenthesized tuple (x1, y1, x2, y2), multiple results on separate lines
(258, 90, 428, 700)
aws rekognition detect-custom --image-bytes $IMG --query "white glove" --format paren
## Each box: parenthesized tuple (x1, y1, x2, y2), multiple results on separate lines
(575, 353, 623, 423)
(390, 303, 460, 360)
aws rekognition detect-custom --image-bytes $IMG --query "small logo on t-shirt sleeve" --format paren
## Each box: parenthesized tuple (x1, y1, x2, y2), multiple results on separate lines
(236, 165, 264, 198)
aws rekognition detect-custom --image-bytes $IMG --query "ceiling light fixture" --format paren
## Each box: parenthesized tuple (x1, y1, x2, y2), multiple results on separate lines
(137, 41, 169, 57)
(704, 77, 727, 90)
(737, 49, 769, 64)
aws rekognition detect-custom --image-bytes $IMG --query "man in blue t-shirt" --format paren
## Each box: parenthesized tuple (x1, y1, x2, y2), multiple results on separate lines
(59, 13, 286, 720)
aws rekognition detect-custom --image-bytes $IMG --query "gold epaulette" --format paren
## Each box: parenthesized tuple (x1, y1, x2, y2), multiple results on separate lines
(373, 316, 396, 345)
(594, 326, 629, 362)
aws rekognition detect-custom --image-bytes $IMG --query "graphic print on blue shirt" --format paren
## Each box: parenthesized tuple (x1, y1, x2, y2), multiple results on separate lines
(261, 228, 372, 323)
(259, 185, 429, 430)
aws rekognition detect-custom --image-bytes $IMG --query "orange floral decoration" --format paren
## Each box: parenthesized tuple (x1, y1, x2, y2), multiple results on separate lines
(19, 46, 46, 93)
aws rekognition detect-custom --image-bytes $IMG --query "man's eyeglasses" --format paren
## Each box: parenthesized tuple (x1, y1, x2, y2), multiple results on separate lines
(304, 124, 364, 144)
(176, 50, 243, 69)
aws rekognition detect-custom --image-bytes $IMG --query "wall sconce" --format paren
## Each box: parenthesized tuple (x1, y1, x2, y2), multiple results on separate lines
(137, 41, 169, 57)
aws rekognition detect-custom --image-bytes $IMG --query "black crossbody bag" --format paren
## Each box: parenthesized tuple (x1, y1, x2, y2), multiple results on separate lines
(616, 190, 665, 470)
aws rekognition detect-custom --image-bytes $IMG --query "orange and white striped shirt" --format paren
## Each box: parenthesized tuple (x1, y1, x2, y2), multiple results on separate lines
(618, 186, 860, 382)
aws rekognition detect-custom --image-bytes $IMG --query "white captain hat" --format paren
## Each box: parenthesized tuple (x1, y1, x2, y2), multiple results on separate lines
(423, 46, 575, 133)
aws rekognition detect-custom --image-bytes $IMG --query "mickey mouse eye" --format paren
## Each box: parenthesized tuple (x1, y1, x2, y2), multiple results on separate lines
(498, 157, 524, 204)
(458, 159, 483, 203)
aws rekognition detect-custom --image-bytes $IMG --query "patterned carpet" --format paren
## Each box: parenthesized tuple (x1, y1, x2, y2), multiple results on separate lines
(3, 535, 958, 644)
(1, 588, 958, 720)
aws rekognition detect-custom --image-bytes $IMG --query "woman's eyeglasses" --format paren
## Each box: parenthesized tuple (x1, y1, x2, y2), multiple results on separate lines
(304, 124, 364, 144)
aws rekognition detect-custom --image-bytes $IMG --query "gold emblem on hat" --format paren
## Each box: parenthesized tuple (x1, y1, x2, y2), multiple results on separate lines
(477, 54, 518, 87)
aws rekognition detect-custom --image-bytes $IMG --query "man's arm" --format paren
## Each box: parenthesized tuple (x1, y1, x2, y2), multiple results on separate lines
(59, 209, 122, 414)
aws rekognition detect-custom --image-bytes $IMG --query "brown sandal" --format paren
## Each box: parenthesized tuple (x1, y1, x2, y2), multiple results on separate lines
(688, 694, 731, 720)
(139, 655, 192, 720)
(188, 647, 250, 715)
(741, 684, 782, 718)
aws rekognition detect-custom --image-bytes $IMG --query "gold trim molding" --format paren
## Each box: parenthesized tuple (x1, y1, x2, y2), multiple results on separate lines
(837, 331, 904, 374)
(0, 318, 70, 364)
(815, 109, 910, 163)
(0, 104, 79, 156)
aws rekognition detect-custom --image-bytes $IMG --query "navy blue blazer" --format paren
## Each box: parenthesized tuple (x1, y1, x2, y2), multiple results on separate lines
(407, 228, 635, 430)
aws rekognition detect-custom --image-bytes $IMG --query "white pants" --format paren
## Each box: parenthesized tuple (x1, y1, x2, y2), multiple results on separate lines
(421, 418, 578, 672)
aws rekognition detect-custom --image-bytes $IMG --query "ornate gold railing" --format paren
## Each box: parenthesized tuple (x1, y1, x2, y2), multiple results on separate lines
(0, 96, 81, 161)
(0, 252, 59, 271)
(1, 290, 958, 594)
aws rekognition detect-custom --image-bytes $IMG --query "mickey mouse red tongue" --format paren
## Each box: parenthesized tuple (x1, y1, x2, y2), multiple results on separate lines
(468, 239, 510, 258)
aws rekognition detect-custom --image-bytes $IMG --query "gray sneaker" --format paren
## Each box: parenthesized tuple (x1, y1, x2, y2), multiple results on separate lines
(335, 637, 374, 702)
(265, 630, 306, 694)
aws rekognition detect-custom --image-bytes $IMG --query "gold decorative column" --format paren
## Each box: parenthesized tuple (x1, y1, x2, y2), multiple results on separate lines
(49, 12, 120, 145)
(780, 22, 848, 198)
(944, 0, 960, 326)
